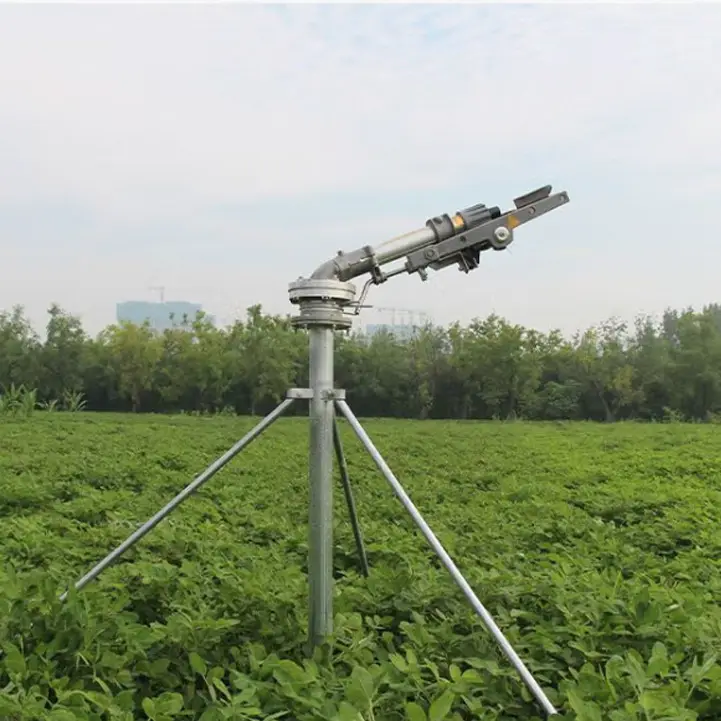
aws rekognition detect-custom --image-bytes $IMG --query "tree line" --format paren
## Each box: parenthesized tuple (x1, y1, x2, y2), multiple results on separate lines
(1, 302, 721, 422)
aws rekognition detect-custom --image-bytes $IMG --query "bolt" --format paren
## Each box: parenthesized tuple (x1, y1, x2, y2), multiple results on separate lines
(494, 227, 511, 243)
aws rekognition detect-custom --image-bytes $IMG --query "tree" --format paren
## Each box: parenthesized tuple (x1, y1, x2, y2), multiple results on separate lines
(571, 319, 640, 422)
(406, 325, 449, 419)
(227, 305, 301, 415)
(1, 300, 721, 423)
(40, 304, 88, 403)
(100, 321, 162, 412)
(667, 309, 721, 419)
(0, 305, 40, 391)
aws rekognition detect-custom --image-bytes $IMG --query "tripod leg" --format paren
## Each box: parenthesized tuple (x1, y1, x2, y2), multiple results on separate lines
(335, 400, 558, 718)
(60, 397, 295, 601)
(333, 415, 369, 577)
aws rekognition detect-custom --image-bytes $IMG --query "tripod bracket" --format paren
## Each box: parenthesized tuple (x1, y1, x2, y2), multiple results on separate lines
(287, 388, 346, 401)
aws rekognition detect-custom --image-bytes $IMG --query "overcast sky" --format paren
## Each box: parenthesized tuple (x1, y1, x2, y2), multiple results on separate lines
(1, 3, 719, 337)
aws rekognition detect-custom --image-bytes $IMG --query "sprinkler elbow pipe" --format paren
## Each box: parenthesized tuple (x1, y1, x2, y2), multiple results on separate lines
(309, 245, 378, 282)
(310, 258, 342, 280)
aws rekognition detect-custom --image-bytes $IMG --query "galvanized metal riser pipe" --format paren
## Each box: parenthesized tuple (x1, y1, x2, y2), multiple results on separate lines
(307, 326, 336, 645)
(288, 276, 356, 648)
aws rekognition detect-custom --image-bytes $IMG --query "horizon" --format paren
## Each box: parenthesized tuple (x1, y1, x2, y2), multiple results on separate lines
(1, 4, 720, 339)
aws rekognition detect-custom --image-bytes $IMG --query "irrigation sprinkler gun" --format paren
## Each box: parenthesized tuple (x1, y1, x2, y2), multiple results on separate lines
(61, 184, 570, 717)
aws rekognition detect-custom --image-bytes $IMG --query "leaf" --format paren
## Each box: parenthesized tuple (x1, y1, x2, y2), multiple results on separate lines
(647, 641, 669, 677)
(212, 676, 232, 700)
(99, 650, 126, 671)
(155, 692, 184, 715)
(687, 654, 719, 686)
(565, 689, 585, 716)
(337, 701, 362, 721)
(199, 709, 225, 721)
(142, 698, 156, 720)
(405, 702, 427, 721)
(189, 652, 207, 677)
(460, 669, 482, 683)
(274, 659, 309, 684)
(566, 691, 603, 721)
(353, 665, 374, 699)
(47, 711, 79, 721)
(150, 658, 171, 676)
(3, 643, 26, 676)
(625, 650, 648, 691)
(639, 689, 675, 714)
(0, 695, 19, 716)
(428, 689, 454, 721)
(346, 666, 375, 710)
(389, 653, 408, 672)
(115, 690, 135, 711)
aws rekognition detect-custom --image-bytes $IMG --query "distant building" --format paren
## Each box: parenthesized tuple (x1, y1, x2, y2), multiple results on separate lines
(116, 301, 211, 332)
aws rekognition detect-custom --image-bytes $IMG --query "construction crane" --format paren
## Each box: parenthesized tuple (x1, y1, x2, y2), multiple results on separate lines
(375, 306, 430, 328)
(149, 286, 165, 303)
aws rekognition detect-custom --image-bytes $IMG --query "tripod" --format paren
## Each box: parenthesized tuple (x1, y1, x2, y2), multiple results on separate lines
(61, 277, 558, 718)
(62, 186, 570, 717)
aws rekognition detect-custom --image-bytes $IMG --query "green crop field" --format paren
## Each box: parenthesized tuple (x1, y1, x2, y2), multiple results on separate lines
(2, 415, 721, 721)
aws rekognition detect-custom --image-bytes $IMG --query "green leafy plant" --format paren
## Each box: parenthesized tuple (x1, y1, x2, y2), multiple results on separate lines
(62, 389, 87, 412)
(1, 416, 721, 719)
(0, 383, 38, 417)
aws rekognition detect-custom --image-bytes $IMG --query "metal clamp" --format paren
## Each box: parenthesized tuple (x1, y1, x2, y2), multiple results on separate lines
(322, 389, 346, 401)
(287, 388, 314, 399)
(287, 388, 346, 401)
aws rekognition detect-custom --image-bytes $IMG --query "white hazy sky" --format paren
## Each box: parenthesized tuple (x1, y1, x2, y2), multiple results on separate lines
(1, 2, 720, 337)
